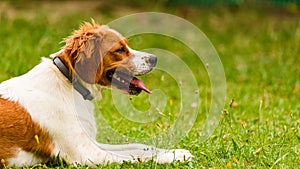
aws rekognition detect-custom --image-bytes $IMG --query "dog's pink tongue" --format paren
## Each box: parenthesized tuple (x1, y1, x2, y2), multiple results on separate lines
(131, 77, 152, 94)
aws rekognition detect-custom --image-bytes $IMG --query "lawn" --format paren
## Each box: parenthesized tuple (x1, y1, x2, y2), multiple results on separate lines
(0, 1, 299, 168)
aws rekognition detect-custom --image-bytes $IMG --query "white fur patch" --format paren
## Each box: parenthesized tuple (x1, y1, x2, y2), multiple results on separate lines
(7, 149, 42, 167)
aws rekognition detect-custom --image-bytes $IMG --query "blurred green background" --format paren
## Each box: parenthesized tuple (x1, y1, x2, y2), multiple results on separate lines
(0, 0, 299, 168)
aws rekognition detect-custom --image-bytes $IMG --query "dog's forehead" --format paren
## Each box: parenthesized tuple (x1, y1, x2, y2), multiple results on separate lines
(96, 26, 125, 42)
(108, 28, 124, 39)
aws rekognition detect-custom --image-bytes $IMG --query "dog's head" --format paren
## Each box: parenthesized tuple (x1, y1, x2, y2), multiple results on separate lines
(54, 21, 156, 95)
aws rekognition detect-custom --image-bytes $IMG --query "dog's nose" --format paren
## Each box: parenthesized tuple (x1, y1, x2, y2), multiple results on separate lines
(148, 55, 157, 67)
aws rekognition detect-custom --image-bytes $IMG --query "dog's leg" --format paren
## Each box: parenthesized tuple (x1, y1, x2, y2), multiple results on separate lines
(53, 124, 142, 165)
(97, 143, 194, 163)
(55, 134, 140, 165)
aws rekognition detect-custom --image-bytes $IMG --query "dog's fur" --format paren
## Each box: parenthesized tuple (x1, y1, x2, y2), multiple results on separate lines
(0, 21, 193, 167)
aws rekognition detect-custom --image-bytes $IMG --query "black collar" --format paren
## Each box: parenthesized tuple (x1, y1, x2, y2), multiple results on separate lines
(53, 57, 94, 101)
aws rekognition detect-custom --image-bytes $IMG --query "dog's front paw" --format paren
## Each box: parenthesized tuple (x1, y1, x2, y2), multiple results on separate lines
(155, 149, 194, 164)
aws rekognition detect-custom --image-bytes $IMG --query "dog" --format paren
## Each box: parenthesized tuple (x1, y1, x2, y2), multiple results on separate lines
(0, 21, 193, 167)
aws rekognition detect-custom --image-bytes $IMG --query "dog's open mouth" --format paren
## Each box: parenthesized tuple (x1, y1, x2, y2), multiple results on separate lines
(106, 70, 151, 95)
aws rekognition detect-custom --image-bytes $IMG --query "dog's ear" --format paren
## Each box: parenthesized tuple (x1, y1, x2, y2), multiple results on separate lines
(75, 34, 104, 84)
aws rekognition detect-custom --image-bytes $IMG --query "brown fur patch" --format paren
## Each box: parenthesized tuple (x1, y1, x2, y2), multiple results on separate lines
(55, 21, 103, 84)
(0, 96, 54, 167)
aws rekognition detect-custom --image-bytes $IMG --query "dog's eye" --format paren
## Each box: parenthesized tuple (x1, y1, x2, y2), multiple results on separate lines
(115, 47, 126, 54)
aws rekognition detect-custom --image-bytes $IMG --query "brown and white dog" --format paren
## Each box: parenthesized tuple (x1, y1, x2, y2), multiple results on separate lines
(0, 21, 193, 167)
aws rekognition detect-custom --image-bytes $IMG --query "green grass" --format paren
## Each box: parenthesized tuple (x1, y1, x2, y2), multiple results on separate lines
(0, 1, 300, 168)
